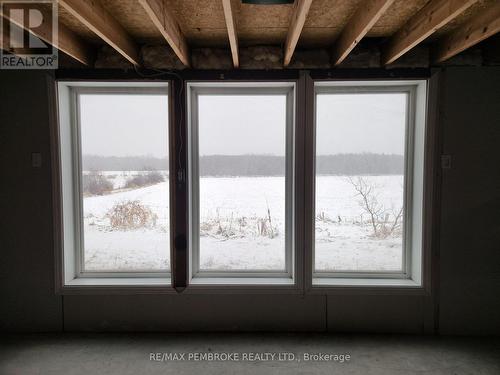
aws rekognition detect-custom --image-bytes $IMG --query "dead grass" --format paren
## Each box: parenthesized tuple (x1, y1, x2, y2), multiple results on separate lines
(106, 200, 157, 230)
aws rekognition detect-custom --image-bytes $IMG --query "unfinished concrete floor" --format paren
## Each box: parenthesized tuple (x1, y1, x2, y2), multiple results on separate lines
(0, 333, 499, 375)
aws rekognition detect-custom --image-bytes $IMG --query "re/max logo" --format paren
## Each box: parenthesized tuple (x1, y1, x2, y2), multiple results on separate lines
(150, 353, 186, 361)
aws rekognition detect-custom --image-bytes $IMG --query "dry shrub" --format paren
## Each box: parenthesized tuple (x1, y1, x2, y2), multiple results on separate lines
(82, 172, 113, 196)
(200, 210, 279, 240)
(257, 207, 278, 239)
(125, 171, 164, 189)
(106, 200, 157, 230)
(316, 211, 334, 223)
(257, 218, 273, 238)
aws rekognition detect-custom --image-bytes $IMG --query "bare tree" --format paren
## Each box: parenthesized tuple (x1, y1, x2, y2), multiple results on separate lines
(347, 176, 403, 239)
(389, 205, 404, 234)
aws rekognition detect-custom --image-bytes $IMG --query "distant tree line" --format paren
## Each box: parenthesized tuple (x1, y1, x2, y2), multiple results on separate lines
(200, 155, 284, 176)
(316, 153, 403, 175)
(83, 155, 168, 171)
(83, 153, 403, 176)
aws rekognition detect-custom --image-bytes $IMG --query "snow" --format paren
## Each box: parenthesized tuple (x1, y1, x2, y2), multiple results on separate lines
(199, 177, 286, 271)
(82, 174, 404, 273)
(315, 175, 404, 272)
(83, 179, 170, 271)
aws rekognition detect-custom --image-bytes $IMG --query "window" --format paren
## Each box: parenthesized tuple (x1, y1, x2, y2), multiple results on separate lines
(56, 76, 429, 291)
(187, 83, 295, 281)
(313, 81, 427, 285)
(58, 82, 170, 285)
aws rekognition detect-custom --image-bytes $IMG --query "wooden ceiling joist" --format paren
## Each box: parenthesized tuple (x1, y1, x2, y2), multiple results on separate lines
(139, 0, 190, 67)
(332, 0, 395, 66)
(0, 23, 7, 51)
(1, 6, 93, 65)
(382, 0, 480, 65)
(1, 16, 10, 51)
(56, 23, 95, 65)
(284, 0, 313, 66)
(0, 17, 27, 54)
(222, 0, 239, 68)
(433, 2, 500, 62)
(58, 0, 140, 65)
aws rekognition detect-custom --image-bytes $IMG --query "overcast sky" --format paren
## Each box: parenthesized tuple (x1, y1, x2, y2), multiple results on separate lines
(199, 95, 287, 156)
(316, 93, 406, 155)
(80, 94, 169, 158)
(80, 92, 406, 158)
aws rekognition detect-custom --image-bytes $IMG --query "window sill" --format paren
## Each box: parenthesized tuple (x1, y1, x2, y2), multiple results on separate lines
(66, 277, 171, 286)
(190, 277, 295, 286)
(58, 277, 174, 294)
(312, 277, 422, 288)
(185, 277, 300, 294)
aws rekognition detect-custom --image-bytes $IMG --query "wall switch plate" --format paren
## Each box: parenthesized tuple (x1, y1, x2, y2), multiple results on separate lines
(441, 155, 451, 169)
(31, 152, 42, 168)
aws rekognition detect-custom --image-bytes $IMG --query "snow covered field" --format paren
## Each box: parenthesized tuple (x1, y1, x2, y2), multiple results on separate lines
(83, 173, 170, 271)
(82, 173, 404, 272)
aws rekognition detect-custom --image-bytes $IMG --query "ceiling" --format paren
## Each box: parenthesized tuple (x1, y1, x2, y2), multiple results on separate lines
(2, 0, 498, 68)
(57, 0, 496, 48)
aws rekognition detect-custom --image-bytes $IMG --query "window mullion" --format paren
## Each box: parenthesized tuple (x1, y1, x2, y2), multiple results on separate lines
(170, 76, 189, 291)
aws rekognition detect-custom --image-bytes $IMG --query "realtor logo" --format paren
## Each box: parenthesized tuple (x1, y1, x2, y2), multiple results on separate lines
(1, 0, 58, 69)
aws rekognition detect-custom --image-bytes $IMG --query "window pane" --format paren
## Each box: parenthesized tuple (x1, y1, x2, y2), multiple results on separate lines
(315, 93, 407, 272)
(197, 95, 287, 271)
(79, 93, 169, 271)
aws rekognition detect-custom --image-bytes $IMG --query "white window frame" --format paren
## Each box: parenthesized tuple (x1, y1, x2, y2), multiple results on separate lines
(312, 80, 427, 288)
(57, 81, 172, 287)
(187, 82, 296, 285)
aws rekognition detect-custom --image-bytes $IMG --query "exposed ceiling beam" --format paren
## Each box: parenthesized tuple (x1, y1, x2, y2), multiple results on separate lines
(56, 23, 95, 65)
(1, 7, 93, 65)
(0, 27, 6, 52)
(222, 0, 239, 68)
(284, 0, 313, 66)
(0, 33, 34, 56)
(433, 2, 500, 62)
(58, 0, 140, 65)
(382, 0, 480, 65)
(0, 16, 26, 54)
(0, 16, 8, 51)
(139, 0, 190, 67)
(332, 0, 395, 65)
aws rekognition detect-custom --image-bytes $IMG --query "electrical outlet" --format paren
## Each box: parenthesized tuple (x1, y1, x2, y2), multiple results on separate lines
(441, 155, 451, 169)
(31, 152, 42, 168)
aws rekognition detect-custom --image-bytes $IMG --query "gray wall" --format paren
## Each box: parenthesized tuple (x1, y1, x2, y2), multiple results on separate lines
(0, 71, 62, 332)
(438, 67, 500, 335)
(0, 67, 499, 334)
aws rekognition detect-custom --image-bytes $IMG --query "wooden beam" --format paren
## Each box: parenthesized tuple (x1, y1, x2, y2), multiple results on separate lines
(1, 16, 27, 54)
(0, 25, 7, 51)
(382, 0, 479, 65)
(222, 0, 239, 68)
(139, 0, 190, 67)
(0, 31, 33, 56)
(1, 16, 9, 51)
(284, 0, 313, 67)
(56, 22, 95, 65)
(433, 2, 500, 62)
(1, 6, 93, 65)
(332, 0, 395, 65)
(58, 0, 140, 65)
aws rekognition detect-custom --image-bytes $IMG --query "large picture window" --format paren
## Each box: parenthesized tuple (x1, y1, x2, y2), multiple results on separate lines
(187, 83, 295, 280)
(58, 82, 170, 283)
(313, 81, 427, 284)
(56, 76, 429, 291)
